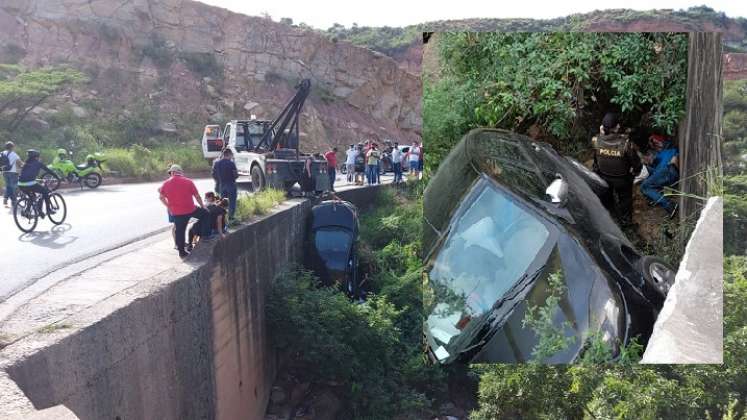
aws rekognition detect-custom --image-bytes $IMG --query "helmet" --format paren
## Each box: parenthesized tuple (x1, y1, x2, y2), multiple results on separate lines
(27, 149, 40, 159)
(86, 154, 95, 161)
(57, 148, 67, 156)
(4, 141, 14, 149)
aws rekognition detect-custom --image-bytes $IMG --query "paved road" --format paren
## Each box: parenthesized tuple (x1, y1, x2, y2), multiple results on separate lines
(0, 173, 394, 302)
(0, 179, 213, 300)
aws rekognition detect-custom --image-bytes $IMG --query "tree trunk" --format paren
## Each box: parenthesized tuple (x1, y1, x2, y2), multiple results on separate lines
(677, 32, 723, 245)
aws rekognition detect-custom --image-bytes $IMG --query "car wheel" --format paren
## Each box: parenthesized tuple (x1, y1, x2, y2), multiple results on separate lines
(639, 256, 676, 299)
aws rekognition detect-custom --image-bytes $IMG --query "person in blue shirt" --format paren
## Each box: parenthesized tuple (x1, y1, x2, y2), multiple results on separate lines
(640, 134, 679, 216)
(212, 148, 239, 221)
(17, 149, 60, 215)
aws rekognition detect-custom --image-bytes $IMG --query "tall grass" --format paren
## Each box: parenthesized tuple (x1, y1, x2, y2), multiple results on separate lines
(234, 188, 286, 221)
(103, 145, 206, 178)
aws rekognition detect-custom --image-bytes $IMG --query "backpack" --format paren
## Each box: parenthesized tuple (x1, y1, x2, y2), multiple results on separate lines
(0, 151, 11, 172)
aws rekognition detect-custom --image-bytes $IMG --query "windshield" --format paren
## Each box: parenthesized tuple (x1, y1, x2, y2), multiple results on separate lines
(314, 229, 353, 272)
(425, 178, 552, 354)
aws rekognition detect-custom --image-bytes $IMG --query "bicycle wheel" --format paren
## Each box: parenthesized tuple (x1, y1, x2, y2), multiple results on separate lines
(13, 195, 38, 233)
(47, 193, 67, 225)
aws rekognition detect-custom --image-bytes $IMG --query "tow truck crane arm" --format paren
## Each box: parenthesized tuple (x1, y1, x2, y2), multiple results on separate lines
(255, 78, 311, 159)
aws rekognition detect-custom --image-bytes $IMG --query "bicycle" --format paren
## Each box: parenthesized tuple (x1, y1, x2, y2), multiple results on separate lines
(12, 188, 67, 233)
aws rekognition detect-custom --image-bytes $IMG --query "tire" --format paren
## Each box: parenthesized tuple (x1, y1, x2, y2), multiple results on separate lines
(47, 193, 67, 225)
(84, 173, 102, 189)
(250, 165, 265, 192)
(13, 195, 38, 233)
(639, 256, 676, 299)
(339, 164, 347, 175)
(43, 173, 60, 192)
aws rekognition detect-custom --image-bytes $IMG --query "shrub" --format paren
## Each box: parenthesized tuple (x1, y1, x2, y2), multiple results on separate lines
(234, 188, 285, 221)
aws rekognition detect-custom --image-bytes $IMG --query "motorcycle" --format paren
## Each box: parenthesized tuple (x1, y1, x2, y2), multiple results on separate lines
(45, 151, 107, 191)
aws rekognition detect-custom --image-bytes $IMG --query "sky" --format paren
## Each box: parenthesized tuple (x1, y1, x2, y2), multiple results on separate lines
(197, 0, 747, 29)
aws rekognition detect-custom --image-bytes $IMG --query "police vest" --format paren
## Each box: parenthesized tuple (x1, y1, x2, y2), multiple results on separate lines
(593, 133, 631, 177)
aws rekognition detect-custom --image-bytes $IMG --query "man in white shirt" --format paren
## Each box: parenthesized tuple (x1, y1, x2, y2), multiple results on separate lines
(408, 141, 422, 179)
(2, 141, 23, 207)
(345, 144, 357, 183)
(391, 142, 403, 183)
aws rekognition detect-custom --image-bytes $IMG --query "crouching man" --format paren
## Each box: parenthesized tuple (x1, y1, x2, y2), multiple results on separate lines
(159, 164, 210, 258)
(641, 134, 679, 218)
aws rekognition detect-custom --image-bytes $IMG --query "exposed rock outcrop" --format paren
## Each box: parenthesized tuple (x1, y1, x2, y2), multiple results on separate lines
(0, 0, 421, 152)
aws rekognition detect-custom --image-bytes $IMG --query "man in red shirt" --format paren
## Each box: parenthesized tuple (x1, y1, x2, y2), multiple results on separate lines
(324, 147, 338, 192)
(159, 164, 208, 257)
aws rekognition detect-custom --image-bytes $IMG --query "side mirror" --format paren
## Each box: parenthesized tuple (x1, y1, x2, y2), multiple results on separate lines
(546, 174, 569, 206)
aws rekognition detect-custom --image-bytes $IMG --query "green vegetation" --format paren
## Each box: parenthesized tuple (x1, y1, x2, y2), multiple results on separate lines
(234, 188, 286, 220)
(724, 80, 747, 255)
(267, 185, 453, 418)
(0, 62, 208, 184)
(325, 7, 747, 56)
(424, 32, 688, 173)
(0, 64, 87, 133)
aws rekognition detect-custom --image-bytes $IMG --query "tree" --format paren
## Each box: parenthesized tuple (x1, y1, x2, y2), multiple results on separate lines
(0, 65, 86, 132)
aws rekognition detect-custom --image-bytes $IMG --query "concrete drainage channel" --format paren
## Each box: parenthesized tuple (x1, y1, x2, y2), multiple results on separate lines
(0, 184, 390, 420)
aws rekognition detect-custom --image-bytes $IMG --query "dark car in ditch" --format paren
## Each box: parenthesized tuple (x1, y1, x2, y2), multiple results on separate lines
(307, 200, 361, 298)
(423, 128, 676, 364)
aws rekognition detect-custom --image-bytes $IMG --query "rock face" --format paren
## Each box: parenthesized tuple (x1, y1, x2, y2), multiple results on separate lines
(0, 0, 421, 152)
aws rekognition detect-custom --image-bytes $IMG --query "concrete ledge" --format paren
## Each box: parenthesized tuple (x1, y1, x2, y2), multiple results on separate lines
(0, 184, 392, 419)
(642, 197, 723, 364)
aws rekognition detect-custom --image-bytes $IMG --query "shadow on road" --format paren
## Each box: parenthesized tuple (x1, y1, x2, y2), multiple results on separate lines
(17, 224, 78, 249)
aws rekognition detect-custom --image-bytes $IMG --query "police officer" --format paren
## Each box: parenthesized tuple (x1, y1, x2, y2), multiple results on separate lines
(592, 112, 642, 226)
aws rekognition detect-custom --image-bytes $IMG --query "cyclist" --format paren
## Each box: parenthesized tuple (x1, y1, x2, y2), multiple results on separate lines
(17, 149, 60, 216)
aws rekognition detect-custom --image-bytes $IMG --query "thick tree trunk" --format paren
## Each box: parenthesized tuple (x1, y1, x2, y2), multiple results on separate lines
(677, 33, 723, 244)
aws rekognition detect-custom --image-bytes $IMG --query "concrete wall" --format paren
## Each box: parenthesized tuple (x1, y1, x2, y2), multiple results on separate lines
(1, 185, 388, 419)
(642, 197, 723, 364)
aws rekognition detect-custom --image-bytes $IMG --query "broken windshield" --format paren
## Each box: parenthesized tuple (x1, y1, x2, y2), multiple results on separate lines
(425, 177, 555, 355)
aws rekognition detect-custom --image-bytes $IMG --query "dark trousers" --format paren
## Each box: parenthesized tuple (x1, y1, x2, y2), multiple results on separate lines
(600, 174, 634, 224)
(328, 167, 336, 191)
(393, 162, 402, 183)
(366, 165, 377, 185)
(221, 184, 237, 221)
(19, 183, 52, 212)
(173, 207, 209, 252)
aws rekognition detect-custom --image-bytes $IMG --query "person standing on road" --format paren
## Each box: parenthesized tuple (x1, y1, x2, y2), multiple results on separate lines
(1, 141, 23, 207)
(391, 142, 402, 184)
(408, 141, 422, 179)
(592, 112, 642, 226)
(324, 147, 338, 191)
(345, 145, 357, 183)
(366, 144, 380, 186)
(354, 144, 365, 185)
(159, 164, 209, 258)
(213, 148, 239, 222)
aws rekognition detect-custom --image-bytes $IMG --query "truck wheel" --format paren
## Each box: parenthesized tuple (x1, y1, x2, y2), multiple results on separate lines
(250, 165, 265, 192)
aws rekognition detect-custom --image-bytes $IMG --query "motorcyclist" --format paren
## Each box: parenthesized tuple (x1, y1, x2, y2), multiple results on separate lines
(52, 148, 75, 180)
(18, 149, 61, 215)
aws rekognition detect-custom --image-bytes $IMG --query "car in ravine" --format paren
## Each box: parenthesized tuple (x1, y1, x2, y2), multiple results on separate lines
(422, 128, 676, 364)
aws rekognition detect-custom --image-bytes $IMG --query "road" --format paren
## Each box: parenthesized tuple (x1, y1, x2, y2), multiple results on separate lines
(0, 173, 393, 302)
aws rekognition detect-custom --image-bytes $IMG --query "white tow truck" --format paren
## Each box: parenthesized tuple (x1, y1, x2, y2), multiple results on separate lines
(201, 79, 329, 193)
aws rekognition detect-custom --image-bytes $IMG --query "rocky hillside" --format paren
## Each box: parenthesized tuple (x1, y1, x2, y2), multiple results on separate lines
(0, 0, 421, 154)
